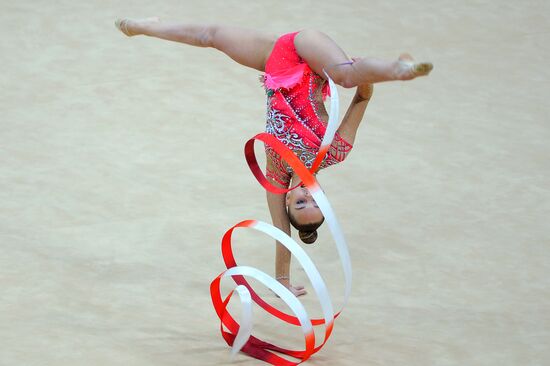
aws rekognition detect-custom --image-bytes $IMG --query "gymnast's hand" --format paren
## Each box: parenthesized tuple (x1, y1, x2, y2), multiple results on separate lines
(356, 83, 374, 102)
(275, 279, 308, 297)
(287, 284, 307, 297)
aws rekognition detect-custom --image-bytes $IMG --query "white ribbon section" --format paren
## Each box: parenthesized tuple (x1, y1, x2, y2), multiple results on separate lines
(215, 72, 353, 364)
(308, 186, 352, 310)
(230, 285, 253, 357)
(253, 221, 335, 328)
(319, 71, 340, 151)
(222, 265, 314, 352)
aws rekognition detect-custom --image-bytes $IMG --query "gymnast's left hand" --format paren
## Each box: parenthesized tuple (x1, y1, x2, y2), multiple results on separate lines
(287, 284, 307, 297)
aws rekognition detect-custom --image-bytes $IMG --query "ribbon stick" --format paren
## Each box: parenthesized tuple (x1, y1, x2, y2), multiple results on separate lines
(210, 73, 352, 365)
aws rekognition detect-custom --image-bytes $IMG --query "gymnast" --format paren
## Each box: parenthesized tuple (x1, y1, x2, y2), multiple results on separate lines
(115, 18, 432, 297)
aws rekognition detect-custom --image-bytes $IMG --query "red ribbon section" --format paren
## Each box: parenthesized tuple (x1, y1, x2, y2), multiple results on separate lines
(211, 74, 349, 365)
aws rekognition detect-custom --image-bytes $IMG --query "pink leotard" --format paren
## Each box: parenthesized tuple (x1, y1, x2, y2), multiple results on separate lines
(262, 32, 353, 187)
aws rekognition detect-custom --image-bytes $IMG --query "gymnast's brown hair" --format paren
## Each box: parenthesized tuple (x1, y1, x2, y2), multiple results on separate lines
(287, 209, 325, 244)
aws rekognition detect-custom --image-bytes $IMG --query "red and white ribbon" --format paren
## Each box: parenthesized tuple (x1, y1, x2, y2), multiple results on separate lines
(210, 73, 352, 365)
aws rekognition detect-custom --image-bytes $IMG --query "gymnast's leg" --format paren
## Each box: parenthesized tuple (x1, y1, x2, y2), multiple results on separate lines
(294, 29, 432, 87)
(115, 18, 276, 71)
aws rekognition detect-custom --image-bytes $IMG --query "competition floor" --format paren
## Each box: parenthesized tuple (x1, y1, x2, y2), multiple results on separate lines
(1, 1, 549, 365)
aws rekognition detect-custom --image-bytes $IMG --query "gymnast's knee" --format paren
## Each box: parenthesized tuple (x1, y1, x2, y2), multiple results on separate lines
(329, 67, 357, 88)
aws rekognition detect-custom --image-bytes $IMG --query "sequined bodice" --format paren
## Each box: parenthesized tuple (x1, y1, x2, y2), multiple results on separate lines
(262, 32, 352, 187)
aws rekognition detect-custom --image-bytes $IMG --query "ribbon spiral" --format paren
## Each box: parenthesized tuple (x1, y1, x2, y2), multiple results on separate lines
(210, 74, 352, 365)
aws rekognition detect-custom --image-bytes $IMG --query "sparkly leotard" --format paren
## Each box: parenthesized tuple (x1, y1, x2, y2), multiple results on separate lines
(262, 32, 353, 187)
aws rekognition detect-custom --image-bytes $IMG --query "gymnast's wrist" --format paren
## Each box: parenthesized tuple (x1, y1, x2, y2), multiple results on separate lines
(276, 275, 290, 286)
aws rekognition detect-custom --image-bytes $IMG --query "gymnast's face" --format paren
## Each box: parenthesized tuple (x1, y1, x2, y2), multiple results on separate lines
(286, 186, 324, 225)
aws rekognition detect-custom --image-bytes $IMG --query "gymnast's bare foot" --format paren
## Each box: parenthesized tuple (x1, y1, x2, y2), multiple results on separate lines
(115, 17, 160, 37)
(394, 53, 433, 80)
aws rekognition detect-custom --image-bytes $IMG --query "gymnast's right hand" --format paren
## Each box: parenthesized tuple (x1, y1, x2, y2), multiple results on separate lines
(356, 83, 374, 101)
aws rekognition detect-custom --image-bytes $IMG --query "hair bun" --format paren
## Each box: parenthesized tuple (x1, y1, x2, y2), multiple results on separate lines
(299, 230, 318, 244)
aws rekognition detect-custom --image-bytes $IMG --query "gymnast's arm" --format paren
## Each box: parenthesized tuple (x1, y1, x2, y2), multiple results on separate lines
(335, 83, 373, 145)
(265, 157, 307, 297)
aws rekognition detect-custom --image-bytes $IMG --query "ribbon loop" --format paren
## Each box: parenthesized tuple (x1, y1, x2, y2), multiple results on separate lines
(210, 73, 352, 365)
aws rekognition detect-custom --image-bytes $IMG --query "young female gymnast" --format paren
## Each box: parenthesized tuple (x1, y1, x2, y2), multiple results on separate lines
(115, 18, 432, 297)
